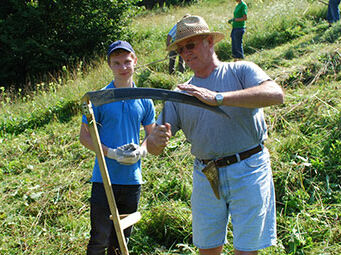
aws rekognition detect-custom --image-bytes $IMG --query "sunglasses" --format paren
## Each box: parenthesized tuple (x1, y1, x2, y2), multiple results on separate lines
(176, 42, 197, 54)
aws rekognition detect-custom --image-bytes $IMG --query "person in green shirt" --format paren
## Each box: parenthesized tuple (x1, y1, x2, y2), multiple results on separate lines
(228, 0, 248, 59)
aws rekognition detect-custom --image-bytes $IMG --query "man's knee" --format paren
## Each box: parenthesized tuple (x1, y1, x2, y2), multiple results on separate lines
(199, 245, 223, 255)
(234, 249, 258, 255)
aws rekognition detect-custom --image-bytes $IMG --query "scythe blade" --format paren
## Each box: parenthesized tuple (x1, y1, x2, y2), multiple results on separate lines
(82, 87, 230, 118)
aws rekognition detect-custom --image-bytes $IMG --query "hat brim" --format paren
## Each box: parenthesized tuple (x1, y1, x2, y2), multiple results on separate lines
(167, 32, 225, 51)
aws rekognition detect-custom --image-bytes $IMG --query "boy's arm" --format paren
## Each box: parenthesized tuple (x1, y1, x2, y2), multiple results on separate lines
(79, 122, 109, 156)
(80, 122, 138, 162)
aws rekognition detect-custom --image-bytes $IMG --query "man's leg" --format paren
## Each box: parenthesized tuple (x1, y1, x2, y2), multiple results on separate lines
(234, 250, 258, 255)
(199, 247, 258, 254)
(168, 51, 177, 74)
(327, 0, 341, 23)
(199, 245, 223, 255)
(231, 28, 245, 59)
(226, 148, 276, 253)
(191, 160, 229, 255)
(178, 55, 185, 73)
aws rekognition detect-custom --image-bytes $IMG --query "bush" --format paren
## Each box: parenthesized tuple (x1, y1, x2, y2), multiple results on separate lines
(138, 0, 196, 9)
(0, 0, 140, 90)
(133, 201, 192, 250)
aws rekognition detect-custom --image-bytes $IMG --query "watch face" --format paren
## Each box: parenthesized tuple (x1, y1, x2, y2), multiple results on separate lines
(216, 93, 223, 105)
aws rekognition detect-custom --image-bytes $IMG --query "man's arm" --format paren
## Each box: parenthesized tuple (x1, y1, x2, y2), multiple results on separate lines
(178, 80, 284, 108)
(141, 123, 156, 149)
(235, 14, 247, 22)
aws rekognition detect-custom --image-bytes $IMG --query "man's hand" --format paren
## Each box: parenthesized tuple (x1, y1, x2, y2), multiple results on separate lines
(147, 123, 172, 155)
(107, 143, 147, 165)
(228, 18, 235, 24)
(178, 83, 220, 106)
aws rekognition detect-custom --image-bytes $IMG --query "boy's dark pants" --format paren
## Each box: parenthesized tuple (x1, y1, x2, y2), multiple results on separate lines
(87, 182, 141, 255)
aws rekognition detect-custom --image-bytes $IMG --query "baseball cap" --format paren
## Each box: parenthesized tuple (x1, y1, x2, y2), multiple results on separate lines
(107, 40, 135, 59)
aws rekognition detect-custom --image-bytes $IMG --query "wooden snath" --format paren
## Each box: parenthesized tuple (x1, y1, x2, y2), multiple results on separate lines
(81, 95, 141, 255)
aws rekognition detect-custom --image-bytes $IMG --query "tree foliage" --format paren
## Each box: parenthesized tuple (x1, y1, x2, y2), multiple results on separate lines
(138, 0, 195, 9)
(0, 0, 139, 89)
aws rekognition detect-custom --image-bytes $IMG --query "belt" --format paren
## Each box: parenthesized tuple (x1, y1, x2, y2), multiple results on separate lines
(200, 144, 263, 168)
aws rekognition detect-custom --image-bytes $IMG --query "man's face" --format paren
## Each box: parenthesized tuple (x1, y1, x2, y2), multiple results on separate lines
(108, 50, 137, 79)
(176, 35, 210, 71)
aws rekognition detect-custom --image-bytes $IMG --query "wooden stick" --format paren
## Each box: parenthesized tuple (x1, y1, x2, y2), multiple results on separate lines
(82, 96, 130, 255)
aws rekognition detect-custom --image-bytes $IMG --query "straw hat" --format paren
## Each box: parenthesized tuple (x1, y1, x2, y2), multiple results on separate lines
(167, 15, 225, 51)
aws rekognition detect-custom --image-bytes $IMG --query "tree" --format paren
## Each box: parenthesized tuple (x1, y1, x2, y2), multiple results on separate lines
(0, 0, 139, 89)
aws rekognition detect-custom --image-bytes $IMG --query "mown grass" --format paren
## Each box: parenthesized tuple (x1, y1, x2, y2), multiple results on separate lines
(0, 0, 340, 254)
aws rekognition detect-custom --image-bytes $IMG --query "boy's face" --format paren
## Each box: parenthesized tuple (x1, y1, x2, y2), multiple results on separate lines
(108, 50, 137, 80)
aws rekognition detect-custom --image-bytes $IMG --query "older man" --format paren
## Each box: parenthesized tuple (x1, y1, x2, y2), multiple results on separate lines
(147, 15, 284, 255)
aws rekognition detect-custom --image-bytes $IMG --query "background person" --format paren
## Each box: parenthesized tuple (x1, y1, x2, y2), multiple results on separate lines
(147, 15, 284, 255)
(80, 40, 155, 255)
(228, 0, 248, 60)
(166, 15, 190, 74)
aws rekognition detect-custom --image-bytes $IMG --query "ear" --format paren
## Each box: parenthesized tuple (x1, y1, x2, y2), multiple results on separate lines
(203, 35, 214, 47)
(207, 35, 214, 46)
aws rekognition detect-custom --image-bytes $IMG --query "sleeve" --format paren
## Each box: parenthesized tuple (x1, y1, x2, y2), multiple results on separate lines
(82, 83, 110, 124)
(237, 62, 271, 89)
(81, 103, 101, 124)
(168, 24, 177, 38)
(242, 3, 247, 15)
(142, 99, 155, 126)
(156, 100, 181, 136)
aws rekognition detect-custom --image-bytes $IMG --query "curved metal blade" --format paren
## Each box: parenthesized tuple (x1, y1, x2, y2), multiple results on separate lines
(83, 88, 230, 118)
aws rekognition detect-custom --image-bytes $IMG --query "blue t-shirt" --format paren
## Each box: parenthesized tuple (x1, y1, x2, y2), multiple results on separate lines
(82, 81, 155, 184)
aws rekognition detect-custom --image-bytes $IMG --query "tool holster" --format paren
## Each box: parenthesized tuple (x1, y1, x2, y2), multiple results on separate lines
(202, 161, 220, 200)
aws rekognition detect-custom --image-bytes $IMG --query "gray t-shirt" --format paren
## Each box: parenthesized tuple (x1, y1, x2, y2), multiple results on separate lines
(157, 61, 271, 159)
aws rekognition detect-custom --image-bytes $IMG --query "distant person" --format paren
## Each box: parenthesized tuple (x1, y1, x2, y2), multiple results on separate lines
(147, 15, 284, 255)
(326, 0, 340, 25)
(228, 0, 248, 60)
(80, 40, 155, 255)
(166, 15, 190, 74)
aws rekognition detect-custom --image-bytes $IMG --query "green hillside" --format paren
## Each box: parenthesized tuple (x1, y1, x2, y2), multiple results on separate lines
(0, 0, 340, 254)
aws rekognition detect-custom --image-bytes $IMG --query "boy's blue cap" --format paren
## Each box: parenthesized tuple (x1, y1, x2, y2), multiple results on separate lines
(107, 40, 135, 59)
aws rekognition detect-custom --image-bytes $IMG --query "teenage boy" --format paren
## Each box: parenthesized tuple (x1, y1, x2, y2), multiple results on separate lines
(80, 40, 155, 255)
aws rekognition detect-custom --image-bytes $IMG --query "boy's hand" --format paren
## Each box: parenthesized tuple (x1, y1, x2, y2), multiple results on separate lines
(228, 18, 234, 24)
(107, 148, 120, 160)
(115, 143, 147, 165)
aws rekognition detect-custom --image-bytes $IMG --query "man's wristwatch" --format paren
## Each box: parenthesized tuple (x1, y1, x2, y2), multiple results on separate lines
(215, 93, 224, 106)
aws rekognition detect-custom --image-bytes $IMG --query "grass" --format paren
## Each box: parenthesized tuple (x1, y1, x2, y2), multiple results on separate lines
(1, 0, 340, 254)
